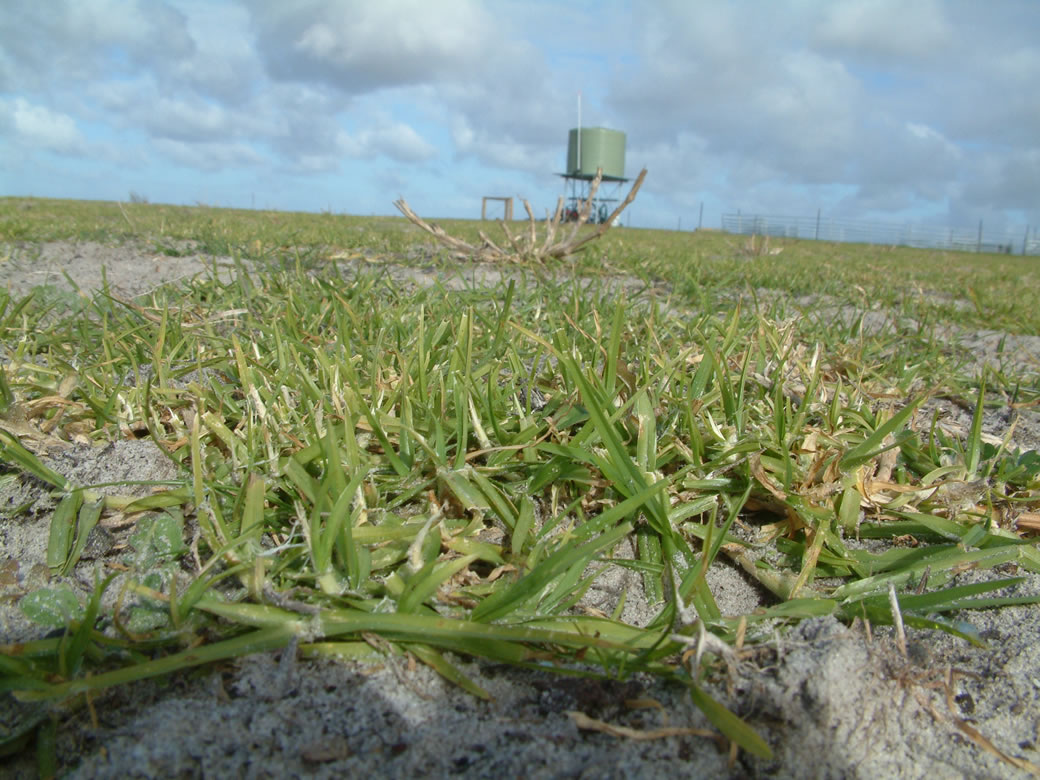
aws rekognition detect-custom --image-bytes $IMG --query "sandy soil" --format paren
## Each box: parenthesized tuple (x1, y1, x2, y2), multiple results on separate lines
(2, 241, 1040, 778)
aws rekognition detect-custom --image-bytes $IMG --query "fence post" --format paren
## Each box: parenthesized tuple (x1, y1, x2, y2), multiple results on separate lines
(1024, 225, 1030, 256)
(977, 219, 983, 253)
(815, 208, 821, 240)
(698, 202, 703, 230)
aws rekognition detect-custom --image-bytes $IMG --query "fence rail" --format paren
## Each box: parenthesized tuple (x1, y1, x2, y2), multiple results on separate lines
(720, 212, 1038, 255)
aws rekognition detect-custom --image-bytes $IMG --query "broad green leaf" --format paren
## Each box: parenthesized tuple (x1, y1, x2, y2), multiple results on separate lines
(47, 492, 82, 573)
(19, 586, 84, 628)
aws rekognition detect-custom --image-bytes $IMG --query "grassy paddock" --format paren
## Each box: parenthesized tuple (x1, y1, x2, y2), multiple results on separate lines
(1, 196, 1039, 758)
(3, 196, 1039, 334)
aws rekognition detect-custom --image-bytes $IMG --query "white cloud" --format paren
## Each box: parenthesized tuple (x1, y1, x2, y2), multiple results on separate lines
(4, 98, 85, 153)
(449, 114, 557, 174)
(246, 0, 565, 172)
(354, 121, 437, 163)
(154, 138, 266, 171)
(609, 7, 862, 184)
(147, 98, 232, 142)
(958, 149, 1040, 215)
(249, 0, 497, 92)
(0, 1, 194, 88)
(905, 122, 961, 159)
(174, 2, 262, 104)
(813, 0, 954, 61)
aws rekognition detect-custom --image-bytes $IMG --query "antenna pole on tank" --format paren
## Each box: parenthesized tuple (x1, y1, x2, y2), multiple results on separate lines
(577, 91, 582, 174)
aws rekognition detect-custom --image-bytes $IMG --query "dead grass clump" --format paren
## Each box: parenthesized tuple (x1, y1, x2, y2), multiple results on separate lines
(394, 167, 647, 263)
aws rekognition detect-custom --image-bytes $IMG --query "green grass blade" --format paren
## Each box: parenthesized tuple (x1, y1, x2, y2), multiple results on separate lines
(406, 643, 491, 699)
(471, 521, 634, 623)
(687, 680, 773, 759)
(61, 497, 103, 576)
(14, 625, 296, 702)
(840, 399, 920, 471)
(0, 431, 69, 490)
(398, 554, 479, 614)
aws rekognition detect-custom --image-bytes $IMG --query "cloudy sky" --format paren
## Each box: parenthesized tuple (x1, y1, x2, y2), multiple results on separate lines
(2, 0, 1038, 232)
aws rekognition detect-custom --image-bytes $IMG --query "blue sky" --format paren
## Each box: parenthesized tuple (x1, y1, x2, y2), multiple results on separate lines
(2, 0, 1038, 232)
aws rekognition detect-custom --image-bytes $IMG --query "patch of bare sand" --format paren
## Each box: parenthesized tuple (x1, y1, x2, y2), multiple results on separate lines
(1, 240, 235, 300)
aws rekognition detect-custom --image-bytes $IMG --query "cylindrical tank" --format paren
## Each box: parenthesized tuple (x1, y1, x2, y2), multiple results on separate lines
(566, 127, 626, 179)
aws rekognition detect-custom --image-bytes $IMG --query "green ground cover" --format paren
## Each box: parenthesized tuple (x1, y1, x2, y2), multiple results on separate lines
(2, 196, 1039, 758)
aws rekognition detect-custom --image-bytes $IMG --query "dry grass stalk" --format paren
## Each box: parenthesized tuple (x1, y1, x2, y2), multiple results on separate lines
(393, 167, 648, 263)
(731, 233, 784, 258)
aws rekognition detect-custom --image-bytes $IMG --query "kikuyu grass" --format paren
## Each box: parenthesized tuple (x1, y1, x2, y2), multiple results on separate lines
(1, 198, 1040, 760)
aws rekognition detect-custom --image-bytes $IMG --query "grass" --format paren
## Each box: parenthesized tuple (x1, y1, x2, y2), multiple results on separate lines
(1, 196, 1040, 761)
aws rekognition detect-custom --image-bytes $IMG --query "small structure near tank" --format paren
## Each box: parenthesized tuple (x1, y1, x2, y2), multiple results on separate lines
(481, 196, 514, 221)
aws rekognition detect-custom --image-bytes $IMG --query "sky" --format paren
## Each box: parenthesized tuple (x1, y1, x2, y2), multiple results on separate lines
(2, 0, 1038, 233)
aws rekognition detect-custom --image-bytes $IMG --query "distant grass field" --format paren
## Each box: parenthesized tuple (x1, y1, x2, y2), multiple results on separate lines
(1, 195, 1039, 760)
(3, 196, 1038, 335)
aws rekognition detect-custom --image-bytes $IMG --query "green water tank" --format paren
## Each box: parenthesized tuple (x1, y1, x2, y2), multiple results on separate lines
(566, 127, 626, 180)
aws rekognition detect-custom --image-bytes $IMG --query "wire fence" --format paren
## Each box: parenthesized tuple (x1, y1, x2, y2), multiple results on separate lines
(720, 211, 1040, 255)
